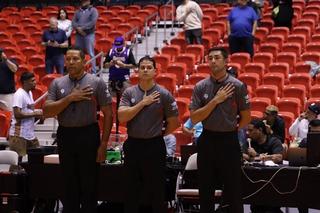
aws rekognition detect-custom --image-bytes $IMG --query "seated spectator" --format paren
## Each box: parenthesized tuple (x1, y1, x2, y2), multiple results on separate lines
(164, 134, 176, 157)
(263, 105, 285, 143)
(289, 103, 320, 141)
(42, 17, 68, 74)
(243, 119, 284, 213)
(0, 48, 18, 111)
(182, 118, 203, 144)
(243, 119, 283, 164)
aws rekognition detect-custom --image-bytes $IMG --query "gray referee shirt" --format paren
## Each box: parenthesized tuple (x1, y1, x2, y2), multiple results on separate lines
(47, 73, 112, 127)
(190, 74, 250, 132)
(120, 84, 179, 139)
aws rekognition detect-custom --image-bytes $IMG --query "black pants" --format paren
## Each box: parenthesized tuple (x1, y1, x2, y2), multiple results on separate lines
(185, 28, 203, 45)
(123, 136, 166, 213)
(197, 130, 243, 213)
(57, 123, 100, 213)
(228, 35, 254, 58)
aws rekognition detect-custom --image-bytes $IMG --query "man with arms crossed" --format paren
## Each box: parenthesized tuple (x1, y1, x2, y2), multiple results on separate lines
(44, 47, 113, 213)
(190, 47, 251, 213)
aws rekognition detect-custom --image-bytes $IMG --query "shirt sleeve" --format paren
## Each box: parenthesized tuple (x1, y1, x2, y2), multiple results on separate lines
(270, 138, 284, 154)
(96, 78, 112, 106)
(189, 84, 203, 111)
(46, 79, 58, 101)
(176, 6, 187, 22)
(12, 91, 23, 108)
(42, 31, 48, 42)
(119, 88, 132, 107)
(194, 3, 203, 20)
(66, 20, 73, 38)
(237, 83, 250, 111)
(72, 11, 79, 28)
(251, 7, 259, 21)
(184, 118, 193, 129)
(288, 118, 300, 137)
(162, 90, 179, 118)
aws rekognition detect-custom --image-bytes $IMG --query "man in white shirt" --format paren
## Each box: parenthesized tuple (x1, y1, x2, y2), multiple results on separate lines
(176, 0, 203, 44)
(8, 72, 43, 159)
(289, 103, 320, 140)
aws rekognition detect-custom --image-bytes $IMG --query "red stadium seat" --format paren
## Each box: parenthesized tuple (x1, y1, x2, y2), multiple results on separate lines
(188, 73, 210, 85)
(259, 43, 279, 58)
(289, 73, 312, 96)
(263, 72, 285, 96)
(255, 85, 279, 105)
(244, 63, 265, 79)
(277, 97, 301, 117)
(294, 62, 311, 74)
(171, 37, 187, 53)
(253, 52, 273, 71)
(162, 45, 181, 61)
(265, 34, 285, 49)
(268, 63, 289, 79)
(230, 53, 251, 70)
(283, 84, 306, 107)
(276, 52, 297, 73)
(301, 52, 320, 63)
(156, 73, 177, 94)
(238, 73, 260, 91)
(175, 54, 196, 74)
(282, 43, 302, 57)
(185, 45, 205, 63)
(153, 54, 171, 72)
(167, 63, 187, 86)
(250, 97, 272, 112)
(310, 85, 320, 98)
(173, 130, 192, 155)
(271, 27, 290, 41)
(178, 85, 194, 99)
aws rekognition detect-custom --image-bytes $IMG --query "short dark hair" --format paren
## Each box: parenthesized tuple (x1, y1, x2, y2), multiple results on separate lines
(138, 55, 156, 69)
(67, 46, 85, 60)
(309, 119, 320, 128)
(20, 72, 35, 84)
(208, 47, 229, 59)
(250, 119, 268, 135)
(57, 8, 69, 20)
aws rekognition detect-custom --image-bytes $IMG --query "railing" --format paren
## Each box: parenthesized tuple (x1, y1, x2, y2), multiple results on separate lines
(124, 26, 139, 57)
(163, 0, 175, 44)
(88, 51, 105, 76)
(144, 11, 160, 55)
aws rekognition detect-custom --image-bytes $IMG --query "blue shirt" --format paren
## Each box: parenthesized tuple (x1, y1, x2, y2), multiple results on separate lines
(42, 29, 67, 58)
(184, 118, 203, 139)
(228, 5, 258, 37)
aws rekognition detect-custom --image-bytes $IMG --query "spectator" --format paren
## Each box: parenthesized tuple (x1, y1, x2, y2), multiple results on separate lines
(72, 0, 98, 74)
(8, 72, 42, 160)
(243, 119, 284, 213)
(272, 0, 294, 29)
(182, 118, 203, 144)
(0, 48, 18, 111)
(176, 0, 203, 44)
(263, 105, 286, 143)
(289, 103, 320, 141)
(164, 133, 176, 157)
(227, 0, 258, 57)
(243, 119, 283, 163)
(57, 8, 72, 47)
(103, 36, 136, 95)
(42, 17, 68, 74)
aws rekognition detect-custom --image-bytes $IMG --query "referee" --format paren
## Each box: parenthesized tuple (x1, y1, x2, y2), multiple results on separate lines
(190, 47, 251, 213)
(44, 47, 113, 213)
(118, 56, 180, 213)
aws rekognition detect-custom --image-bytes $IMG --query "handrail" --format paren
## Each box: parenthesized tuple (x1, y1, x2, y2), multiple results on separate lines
(34, 91, 48, 105)
(163, 0, 175, 44)
(144, 11, 160, 55)
(124, 26, 139, 57)
(87, 51, 104, 76)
